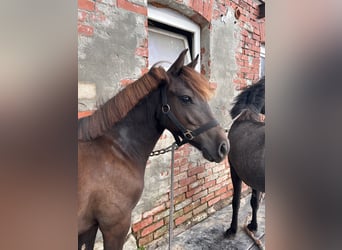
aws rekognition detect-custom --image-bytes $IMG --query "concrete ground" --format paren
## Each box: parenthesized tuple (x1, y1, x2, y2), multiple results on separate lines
(93, 193, 265, 250)
(150, 193, 265, 250)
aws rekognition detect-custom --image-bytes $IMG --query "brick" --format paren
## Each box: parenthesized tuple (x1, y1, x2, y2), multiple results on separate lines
(208, 184, 222, 194)
(157, 194, 169, 204)
(135, 47, 148, 57)
(189, 179, 204, 190)
(193, 203, 208, 215)
(174, 172, 187, 182)
(117, 0, 147, 15)
(192, 189, 208, 201)
(215, 186, 227, 196)
(212, 164, 225, 173)
(198, 0, 204, 15)
(208, 196, 221, 207)
(192, 0, 199, 12)
(78, 24, 94, 36)
(197, 169, 212, 179)
(78, 0, 95, 11)
(120, 78, 134, 86)
(183, 200, 201, 214)
(186, 185, 202, 198)
(220, 179, 230, 187)
(132, 216, 153, 232)
(204, 0, 213, 21)
(175, 198, 192, 211)
(141, 67, 149, 75)
(179, 162, 189, 173)
(153, 209, 169, 222)
(173, 166, 180, 175)
(200, 192, 215, 204)
(78, 10, 88, 22)
(138, 233, 153, 247)
(188, 166, 205, 176)
(239, 67, 250, 73)
(203, 180, 216, 189)
(141, 220, 164, 237)
(143, 204, 165, 219)
(173, 186, 187, 197)
(192, 212, 208, 223)
(172, 209, 184, 220)
(220, 190, 233, 200)
(216, 175, 228, 184)
(205, 173, 219, 182)
(153, 225, 168, 239)
(78, 110, 94, 119)
(179, 175, 196, 186)
(175, 212, 193, 226)
(178, 157, 189, 167)
(174, 194, 186, 205)
(204, 162, 215, 169)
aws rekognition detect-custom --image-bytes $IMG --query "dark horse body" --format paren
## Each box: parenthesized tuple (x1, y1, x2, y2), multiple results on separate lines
(225, 78, 265, 237)
(78, 50, 229, 250)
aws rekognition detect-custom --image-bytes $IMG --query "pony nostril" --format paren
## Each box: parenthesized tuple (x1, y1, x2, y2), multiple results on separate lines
(218, 141, 228, 157)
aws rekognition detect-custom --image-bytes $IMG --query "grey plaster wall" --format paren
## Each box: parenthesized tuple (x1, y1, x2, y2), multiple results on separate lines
(78, 6, 147, 111)
(207, 6, 241, 130)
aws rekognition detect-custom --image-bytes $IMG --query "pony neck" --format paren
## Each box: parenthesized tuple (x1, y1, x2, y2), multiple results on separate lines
(106, 88, 163, 168)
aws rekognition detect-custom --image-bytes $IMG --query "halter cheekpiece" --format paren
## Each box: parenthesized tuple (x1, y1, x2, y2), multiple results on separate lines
(160, 85, 219, 146)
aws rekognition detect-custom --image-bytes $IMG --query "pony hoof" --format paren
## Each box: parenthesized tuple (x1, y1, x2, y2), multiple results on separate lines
(224, 228, 236, 238)
(247, 223, 258, 231)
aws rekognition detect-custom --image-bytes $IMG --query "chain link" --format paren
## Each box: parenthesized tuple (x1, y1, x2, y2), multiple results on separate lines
(149, 143, 179, 157)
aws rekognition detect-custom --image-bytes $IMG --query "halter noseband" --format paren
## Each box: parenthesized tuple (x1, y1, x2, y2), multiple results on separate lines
(160, 85, 219, 147)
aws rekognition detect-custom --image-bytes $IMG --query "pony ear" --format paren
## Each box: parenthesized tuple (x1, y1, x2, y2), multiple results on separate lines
(186, 54, 199, 68)
(168, 49, 188, 75)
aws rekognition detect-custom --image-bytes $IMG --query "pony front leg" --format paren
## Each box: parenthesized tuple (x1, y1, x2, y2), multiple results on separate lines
(247, 189, 260, 231)
(101, 216, 131, 250)
(78, 224, 98, 250)
(225, 165, 242, 237)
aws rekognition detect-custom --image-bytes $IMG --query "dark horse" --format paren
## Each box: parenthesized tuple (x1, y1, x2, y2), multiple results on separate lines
(224, 77, 265, 237)
(78, 50, 229, 250)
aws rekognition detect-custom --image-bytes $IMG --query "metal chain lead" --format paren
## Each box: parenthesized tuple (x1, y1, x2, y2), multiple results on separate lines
(150, 143, 179, 157)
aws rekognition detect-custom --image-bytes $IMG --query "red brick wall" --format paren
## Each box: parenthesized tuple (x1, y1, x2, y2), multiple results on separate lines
(212, 0, 264, 89)
(131, 143, 249, 246)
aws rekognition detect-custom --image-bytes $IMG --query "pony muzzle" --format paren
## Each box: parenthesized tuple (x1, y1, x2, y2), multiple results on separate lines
(218, 141, 229, 158)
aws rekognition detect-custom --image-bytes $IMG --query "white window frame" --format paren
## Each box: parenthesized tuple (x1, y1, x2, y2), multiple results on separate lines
(148, 5, 201, 72)
(259, 43, 265, 78)
(148, 27, 191, 69)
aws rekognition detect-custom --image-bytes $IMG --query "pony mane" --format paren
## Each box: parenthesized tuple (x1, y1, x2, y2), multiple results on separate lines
(78, 67, 169, 141)
(230, 77, 265, 118)
(235, 109, 261, 123)
(180, 66, 214, 101)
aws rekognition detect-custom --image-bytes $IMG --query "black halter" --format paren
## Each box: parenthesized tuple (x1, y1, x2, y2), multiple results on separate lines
(160, 85, 219, 147)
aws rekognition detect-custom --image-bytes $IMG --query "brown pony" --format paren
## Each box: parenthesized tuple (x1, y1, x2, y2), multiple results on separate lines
(78, 50, 229, 250)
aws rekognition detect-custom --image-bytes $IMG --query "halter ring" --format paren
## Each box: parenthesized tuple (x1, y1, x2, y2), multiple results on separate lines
(162, 104, 170, 113)
(183, 130, 194, 140)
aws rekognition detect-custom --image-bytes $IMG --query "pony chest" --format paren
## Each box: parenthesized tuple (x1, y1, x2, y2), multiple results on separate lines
(100, 159, 145, 205)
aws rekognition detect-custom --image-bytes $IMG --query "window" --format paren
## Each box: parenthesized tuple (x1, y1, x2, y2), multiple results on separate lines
(148, 5, 200, 71)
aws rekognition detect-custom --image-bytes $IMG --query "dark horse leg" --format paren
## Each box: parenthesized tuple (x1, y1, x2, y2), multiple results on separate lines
(224, 165, 242, 237)
(247, 189, 260, 231)
(101, 215, 131, 250)
(78, 224, 98, 250)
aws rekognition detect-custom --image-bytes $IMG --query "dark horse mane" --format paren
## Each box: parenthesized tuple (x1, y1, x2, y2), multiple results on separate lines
(234, 109, 262, 123)
(78, 67, 168, 141)
(78, 65, 214, 141)
(230, 77, 265, 119)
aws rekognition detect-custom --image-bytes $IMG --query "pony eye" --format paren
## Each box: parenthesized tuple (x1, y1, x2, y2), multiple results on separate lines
(179, 95, 192, 104)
